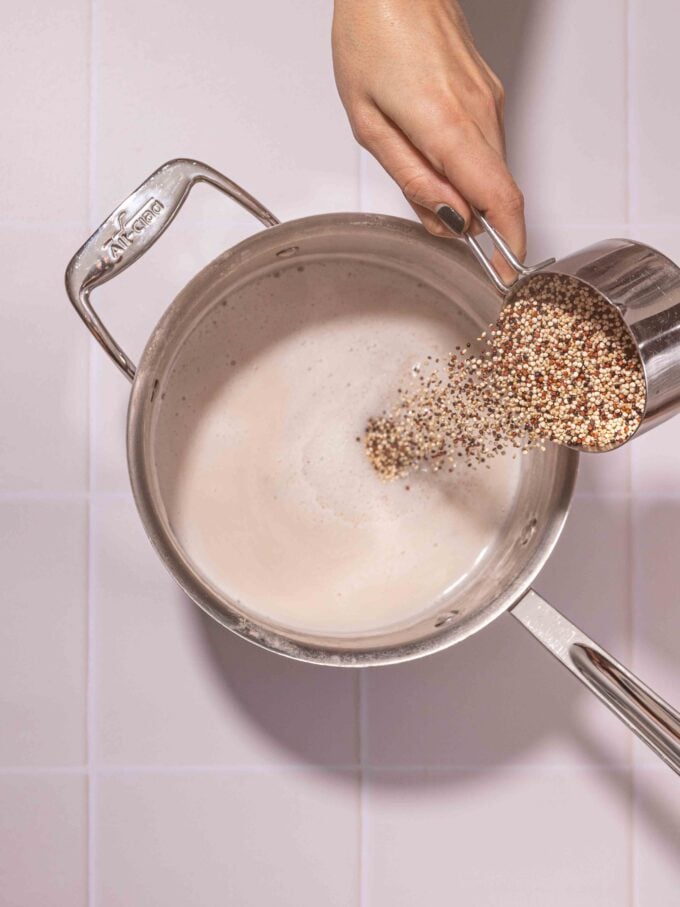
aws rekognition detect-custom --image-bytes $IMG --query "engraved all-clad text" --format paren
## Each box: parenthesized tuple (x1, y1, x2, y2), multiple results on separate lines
(101, 198, 165, 264)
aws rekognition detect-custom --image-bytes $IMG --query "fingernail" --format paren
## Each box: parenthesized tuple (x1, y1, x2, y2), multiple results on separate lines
(435, 204, 466, 235)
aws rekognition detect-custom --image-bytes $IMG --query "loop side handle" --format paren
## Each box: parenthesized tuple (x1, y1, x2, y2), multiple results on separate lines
(512, 589, 680, 774)
(65, 158, 279, 381)
(435, 204, 555, 296)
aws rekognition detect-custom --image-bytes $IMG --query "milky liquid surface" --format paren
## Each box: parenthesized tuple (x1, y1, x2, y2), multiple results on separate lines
(155, 259, 522, 634)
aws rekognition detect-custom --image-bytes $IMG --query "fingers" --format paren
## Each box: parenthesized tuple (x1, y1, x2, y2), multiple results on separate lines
(431, 124, 526, 266)
(408, 202, 449, 237)
(435, 125, 526, 281)
(409, 202, 485, 240)
(351, 106, 474, 235)
(349, 102, 525, 288)
(378, 102, 525, 274)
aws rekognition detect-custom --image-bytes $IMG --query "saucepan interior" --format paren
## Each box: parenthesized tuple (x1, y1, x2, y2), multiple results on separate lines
(127, 214, 578, 665)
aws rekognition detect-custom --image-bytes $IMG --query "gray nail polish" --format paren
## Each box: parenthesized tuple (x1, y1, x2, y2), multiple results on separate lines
(435, 204, 466, 235)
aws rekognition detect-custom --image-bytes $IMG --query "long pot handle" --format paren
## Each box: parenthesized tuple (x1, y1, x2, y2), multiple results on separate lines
(511, 589, 680, 774)
(65, 158, 279, 381)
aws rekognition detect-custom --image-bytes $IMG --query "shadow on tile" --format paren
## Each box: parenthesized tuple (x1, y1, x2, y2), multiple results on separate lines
(189, 495, 639, 778)
(570, 727, 680, 871)
(361, 495, 634, 775)
(188, 600, 359, 770)
(631, 498, 680, 718)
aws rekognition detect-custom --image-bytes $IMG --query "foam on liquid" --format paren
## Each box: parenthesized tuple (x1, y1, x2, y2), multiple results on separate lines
(155, 259, 521, 635)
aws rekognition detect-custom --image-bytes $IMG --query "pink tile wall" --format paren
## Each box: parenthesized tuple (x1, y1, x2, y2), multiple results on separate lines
(96, 770, 359, 906)
(2, 0, 679, 904)
(365, 768, 632, 906)
(0, 774, 88, 907)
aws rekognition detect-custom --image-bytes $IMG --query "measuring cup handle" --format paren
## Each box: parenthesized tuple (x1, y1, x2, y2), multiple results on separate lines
(435, 204, 555, 295)
(64, 158, 279, 381)
(511, 589, 680, 774)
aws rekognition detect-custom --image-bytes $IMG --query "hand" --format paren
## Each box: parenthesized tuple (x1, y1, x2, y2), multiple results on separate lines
(332, 0, 526, 277)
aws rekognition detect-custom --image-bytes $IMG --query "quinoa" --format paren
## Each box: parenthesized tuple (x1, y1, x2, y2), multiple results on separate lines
(365, 275, 646, 480)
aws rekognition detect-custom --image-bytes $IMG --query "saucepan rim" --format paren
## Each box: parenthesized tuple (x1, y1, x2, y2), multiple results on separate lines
(126, 212, 579, 666)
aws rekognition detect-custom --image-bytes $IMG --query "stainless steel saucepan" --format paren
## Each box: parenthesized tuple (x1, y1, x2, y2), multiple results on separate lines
(65, 159, 680, 774)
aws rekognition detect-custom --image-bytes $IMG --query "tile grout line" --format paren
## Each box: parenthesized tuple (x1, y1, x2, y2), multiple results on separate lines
(628, 496, 639, 907)
(622, 0, 634, 504)
(86, 487, 97, 907)
(626, 3, 640, 229)
(625, 3, 638, 905)
(0, 490, 129, 501)
(86, 1, 99, 905)
(0, 767, 89, 776)
(623, 0, 631, 232)
(625, 459, 636, 907)
(0, 761, 640, 776)
(358, 670, 369, 907)
(91, 764, 361, 774)
(0, 491, 90, 501)
(626, 489, 636, 907)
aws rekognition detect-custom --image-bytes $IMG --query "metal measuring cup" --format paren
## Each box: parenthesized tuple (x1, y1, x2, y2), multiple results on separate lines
(437, 204, 680, 450)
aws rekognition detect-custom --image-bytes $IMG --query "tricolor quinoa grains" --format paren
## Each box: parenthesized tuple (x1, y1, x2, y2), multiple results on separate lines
(365, 275, 646, 481)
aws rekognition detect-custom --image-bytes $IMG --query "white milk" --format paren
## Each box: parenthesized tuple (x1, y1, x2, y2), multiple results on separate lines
(155, 259, 521, 635)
